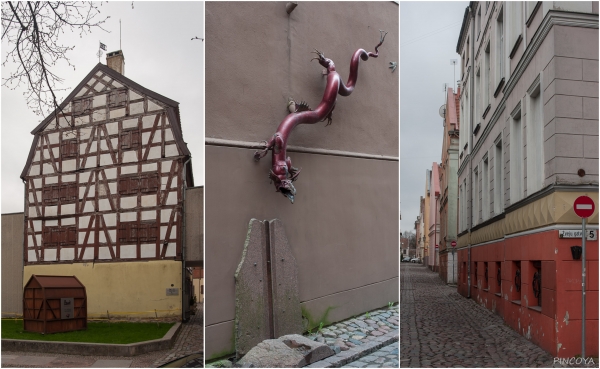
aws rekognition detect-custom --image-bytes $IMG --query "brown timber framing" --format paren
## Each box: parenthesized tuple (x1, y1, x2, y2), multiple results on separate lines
(22, 63, 193, 267)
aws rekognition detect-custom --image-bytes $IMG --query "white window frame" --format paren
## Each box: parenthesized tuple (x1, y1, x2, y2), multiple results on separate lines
(526, 73, 544, 196)
(509, 101, 523, 204)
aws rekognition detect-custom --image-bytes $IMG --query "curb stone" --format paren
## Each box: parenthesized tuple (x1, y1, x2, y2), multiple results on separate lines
(305, 330, 398, 368)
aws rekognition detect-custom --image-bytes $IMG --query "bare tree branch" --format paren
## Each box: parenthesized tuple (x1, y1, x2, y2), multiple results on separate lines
(2, 1, 109, 120)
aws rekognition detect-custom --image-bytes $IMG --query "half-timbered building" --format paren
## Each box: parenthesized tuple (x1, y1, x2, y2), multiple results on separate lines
(21, 51, 194, 319)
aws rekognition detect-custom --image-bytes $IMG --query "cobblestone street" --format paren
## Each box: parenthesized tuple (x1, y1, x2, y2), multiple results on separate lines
(342, 342, 399, 368)
(400, 263, 554, 368)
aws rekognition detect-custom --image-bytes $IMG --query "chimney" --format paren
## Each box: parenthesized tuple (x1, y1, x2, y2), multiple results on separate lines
(106, 50, 125, 75)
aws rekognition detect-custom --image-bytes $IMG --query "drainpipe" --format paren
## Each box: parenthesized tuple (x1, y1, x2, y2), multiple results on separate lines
(467, 3, 475, 299)
(181, 157, 191, 322)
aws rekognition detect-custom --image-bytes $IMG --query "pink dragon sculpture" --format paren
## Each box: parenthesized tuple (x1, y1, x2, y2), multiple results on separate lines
(254, 30, 387, 203)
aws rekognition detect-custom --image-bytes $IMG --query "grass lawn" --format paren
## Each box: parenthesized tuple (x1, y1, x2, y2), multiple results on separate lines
(1, 319, 175, 344)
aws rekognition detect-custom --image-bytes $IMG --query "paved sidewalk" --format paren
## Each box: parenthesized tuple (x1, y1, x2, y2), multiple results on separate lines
(2, 305, 203, 368)
(400, 263, 554, 368)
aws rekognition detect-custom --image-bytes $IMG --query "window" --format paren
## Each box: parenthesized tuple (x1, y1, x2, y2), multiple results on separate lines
(118, 221, 158, 243)
(73, 97, 92, 116)
(473, 167, 479, 225)
(459, 184, 463, 231)
(531, 261, 541, 308)
(508, 2, 523, 59)
(495, 7, 504, 86)
(43, 226, 76, 248)
(108, 89, 127, 108)
(61, 139, 78, 159)
(510, 103, 523, 204)
(494, 138, 503, 214)
(482, 157, 489, 221)
(476, 7, 481, 39)
(484, 42, 491, 110)
(118, 174, 159, 195)
(42, 183, 77, 205)
(120, 129, 140, 150)
(526, 75, 543, 196)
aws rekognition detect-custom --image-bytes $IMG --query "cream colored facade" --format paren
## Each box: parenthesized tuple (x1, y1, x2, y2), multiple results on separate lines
(24, 261, 182, 318)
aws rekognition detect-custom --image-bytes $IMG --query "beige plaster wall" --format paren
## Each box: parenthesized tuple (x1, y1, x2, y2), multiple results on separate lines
(23, 260, 182, 318)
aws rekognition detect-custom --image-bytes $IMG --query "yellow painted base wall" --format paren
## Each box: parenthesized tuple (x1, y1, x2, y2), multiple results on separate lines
(23, 260, 182, 319)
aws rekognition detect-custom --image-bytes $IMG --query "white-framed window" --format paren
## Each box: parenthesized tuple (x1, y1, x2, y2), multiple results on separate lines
(459, 184, 463, 231)
(482, 155, 489, 221)
(484, 42, 491, 110)
(508, 1, 523, 55)
(509, 101, 523, 204)
(494, 136, 503, 215)
(526, 73, 544, 195)
(473, 166, 479, 225)
(476, 6, 482, 39)
(463, 178, 468, 230)
(495, 6, 504, 87)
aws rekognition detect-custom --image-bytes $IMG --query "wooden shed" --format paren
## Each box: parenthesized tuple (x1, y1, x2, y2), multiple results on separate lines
(23, 275, 87, 334)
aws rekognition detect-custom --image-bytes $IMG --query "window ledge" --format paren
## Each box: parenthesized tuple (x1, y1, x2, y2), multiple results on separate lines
(511, 299, 521, 306)
(509, 34, 523, 59)
(528, 305, 542, 312)
(494, 292, 502, 297)
(482, 104, 491, 119)
(493, 78, 505, 98)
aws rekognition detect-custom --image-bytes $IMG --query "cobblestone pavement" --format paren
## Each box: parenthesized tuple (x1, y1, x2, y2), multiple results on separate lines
(153, 304, 203, 367)
(400, 263, 555, 368)
(341, 341, 399, 368)
(307, 305, 399, 352)
(2, 305, 203, 368)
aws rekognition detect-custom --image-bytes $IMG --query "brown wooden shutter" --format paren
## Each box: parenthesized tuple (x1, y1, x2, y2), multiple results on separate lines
(66, 227, 77, 245)
(118, 223, 128, 242)
(68, 184, 77, 201)
(131, 130, 140, 149)
(148, 224, 158, 242)
(43, 227, 51, 245)
(149, 174, 159, 192)
(129, 177, 139, 195)
(51, 185, 60, 203)
(118, 178, 129, 195)
(120, 131, 131, 149)
(138, 224, 148, 242)
(140, 175, 149, 193)
(129, 224, 138, 243)
(43, 186, 52, 204)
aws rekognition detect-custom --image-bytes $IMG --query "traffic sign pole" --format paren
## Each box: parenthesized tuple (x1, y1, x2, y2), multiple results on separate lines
(582, 216, 586, 359)
(573, 195, 594, 359)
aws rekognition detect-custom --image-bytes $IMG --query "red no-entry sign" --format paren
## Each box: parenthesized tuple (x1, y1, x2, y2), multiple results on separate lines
(574, 196, 595, 218)
(451, 241, 457, 247)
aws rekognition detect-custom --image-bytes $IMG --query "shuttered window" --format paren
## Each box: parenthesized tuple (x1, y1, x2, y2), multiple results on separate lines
(42, 183, 77, 205)
(118, 174, 159, 195)
(120, 129, 140, 150)
(108, 89, 127, 108)
(43, 226, 76, 247)
(73, 97, 92, 116)
(118, 221, 158, 243)
(61, 139, 78, 158)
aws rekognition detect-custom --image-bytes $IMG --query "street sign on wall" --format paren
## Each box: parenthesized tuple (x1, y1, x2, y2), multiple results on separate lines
(559, 229, 597, 240)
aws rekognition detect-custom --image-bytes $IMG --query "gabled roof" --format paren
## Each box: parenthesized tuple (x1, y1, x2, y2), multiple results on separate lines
(25, 275, 85, 289)
(21, 63, 193, 183)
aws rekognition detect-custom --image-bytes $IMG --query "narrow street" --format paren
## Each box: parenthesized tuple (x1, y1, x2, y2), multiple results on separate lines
(400, 263, 554, 368)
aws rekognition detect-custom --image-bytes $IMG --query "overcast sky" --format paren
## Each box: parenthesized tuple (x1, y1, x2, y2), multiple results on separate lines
(400, 1, 467, 234)
(1, 2, 204, 213)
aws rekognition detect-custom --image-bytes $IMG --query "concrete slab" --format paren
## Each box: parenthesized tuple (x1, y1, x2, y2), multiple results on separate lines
(11, 355, 57, 366)
(91, 359, 133, 367)
(1, 355, 18, 364)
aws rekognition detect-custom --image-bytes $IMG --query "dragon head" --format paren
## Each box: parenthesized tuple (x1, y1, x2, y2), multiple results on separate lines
(311, 49, 336, 72)
(269, 163, 297, 204)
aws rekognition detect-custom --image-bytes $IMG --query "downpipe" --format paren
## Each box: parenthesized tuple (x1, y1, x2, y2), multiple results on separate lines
(181, 157, 191, 322)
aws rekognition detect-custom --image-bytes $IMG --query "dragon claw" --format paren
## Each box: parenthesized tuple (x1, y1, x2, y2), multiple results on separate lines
(253, 140, 270, 161)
